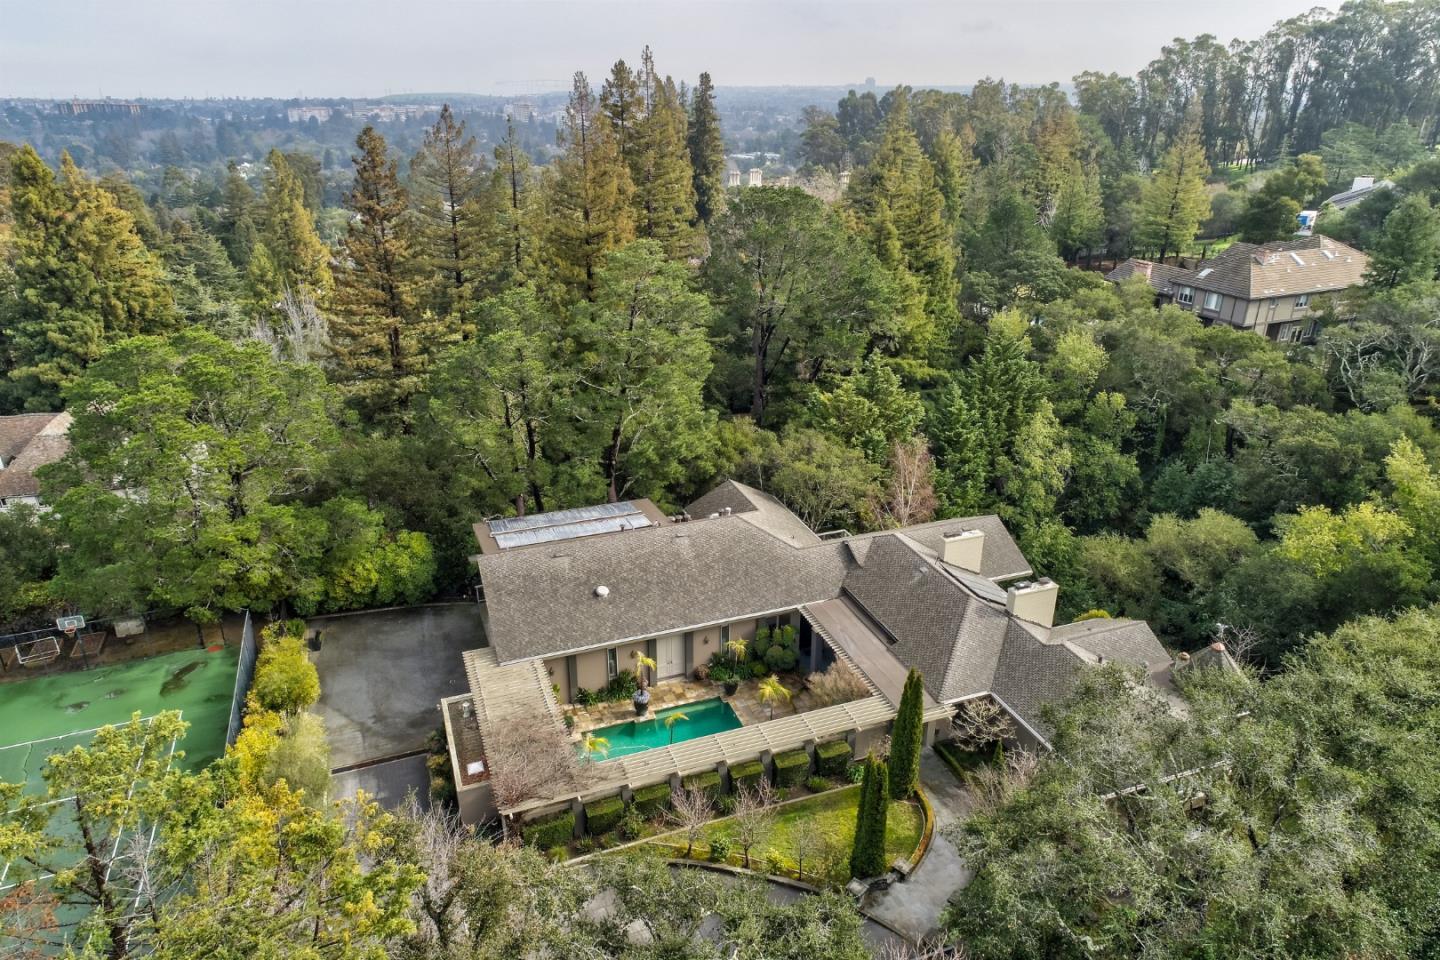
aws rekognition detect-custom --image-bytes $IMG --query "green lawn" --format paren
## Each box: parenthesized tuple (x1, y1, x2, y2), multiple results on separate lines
(647, 785, 924, 886)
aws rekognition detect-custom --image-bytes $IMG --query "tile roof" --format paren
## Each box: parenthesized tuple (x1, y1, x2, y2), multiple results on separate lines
(0, 412, 71, 501)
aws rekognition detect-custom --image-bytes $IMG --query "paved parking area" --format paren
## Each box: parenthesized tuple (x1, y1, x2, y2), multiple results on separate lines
(331, 754, 432, 812)
(310, 604, 484, 770)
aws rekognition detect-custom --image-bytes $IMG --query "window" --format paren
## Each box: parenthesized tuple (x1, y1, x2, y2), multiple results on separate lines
(1203, 291, 1222, 311)
(1287, 325, 1305, 343)
(1176, 286, 1194, 305)
(606, 647, 618, 680)
(1296, 293, 1311, 308)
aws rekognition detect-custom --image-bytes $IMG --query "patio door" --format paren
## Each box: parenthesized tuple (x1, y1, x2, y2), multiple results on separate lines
(656, 634, 684, 680)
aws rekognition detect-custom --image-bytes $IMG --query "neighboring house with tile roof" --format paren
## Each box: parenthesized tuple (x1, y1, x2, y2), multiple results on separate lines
(448, 479, 1180, 826)
(1106, 235, 1369, 343)
(0, 411, 71, 510)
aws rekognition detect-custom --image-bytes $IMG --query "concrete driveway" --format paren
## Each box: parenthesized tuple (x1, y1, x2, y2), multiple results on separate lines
(310, 604, 483, 770)
(865, 749, 975, 942)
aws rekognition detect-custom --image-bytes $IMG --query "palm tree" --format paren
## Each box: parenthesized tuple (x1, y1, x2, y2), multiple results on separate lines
(757, 675, 792, 720)
(636, 654, 658, 690)
(664, 711, 689, 744)
(581, 731, 610, 759)
(725, 636, 748, 666)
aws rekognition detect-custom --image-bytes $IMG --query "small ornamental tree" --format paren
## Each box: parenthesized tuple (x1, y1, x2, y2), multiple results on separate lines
(850, 753, 889, 879)
(888, 668, 924, 799)
(252, 632, 320, 715)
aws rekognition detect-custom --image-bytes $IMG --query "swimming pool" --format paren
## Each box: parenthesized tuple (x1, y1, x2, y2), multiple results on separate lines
(581, 697, 742, 760)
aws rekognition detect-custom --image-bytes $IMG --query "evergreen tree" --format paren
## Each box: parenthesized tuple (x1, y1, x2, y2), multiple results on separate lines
(631, 50, 697, 257)
(930, 125, 978, 234)
(687, 71, 727, 225)
(849, 753, 889, 878)
(600, 59, 644, 170)
(846, 91, 958, 353)
(490, 118, 537, 291)
(1137, 130, 1210, 262)
(331, 127, 447, 425)
(544, 71, 635, 300)
(410, 104, 487, 327)
(1050, 163, 1105, 263)
(249, 149, 332, 313)
(2, 147, 177, 409)
(888, 668, 925, 800)
(1365, 194, 1440, 289)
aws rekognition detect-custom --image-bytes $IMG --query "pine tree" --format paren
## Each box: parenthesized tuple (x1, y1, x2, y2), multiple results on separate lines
(930, 125, 977, 234)
(489, 118, 536, 292)
(544, 71, 635, 301)
(601, 59, 644, 171)
(250, 149, 332, 312)
(888, 668, 925, 800)
(1137, 130, 1210, 262)
(687, 71, 726, 225)
(630, 49, 697, 256)
(217, 161, 258, 268)
(2, 147, 177, 409)
(1365, 195, 1440, 289)
(849, 753, 889, 878)
(410, 104, 487, 326)
(846, 91, 958, 352)
(331, 127, 449, 425)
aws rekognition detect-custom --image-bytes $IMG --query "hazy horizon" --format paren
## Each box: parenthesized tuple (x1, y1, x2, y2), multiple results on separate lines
(0, 0, 1327, 101)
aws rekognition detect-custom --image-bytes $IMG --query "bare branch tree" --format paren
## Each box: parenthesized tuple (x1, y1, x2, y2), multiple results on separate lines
(731, 780, 776, 869)
(805, 661, 870, 708)
(866, 438, 939, 528)
(951, 696, 1014, 752)
(788, 817, 823, 883)
(965, 749, 1041, 817)
(666, 785, 713, 858)
(485, 709, 580, 811)
(250, 287, 331, 365)
(876, 936, 969, 959)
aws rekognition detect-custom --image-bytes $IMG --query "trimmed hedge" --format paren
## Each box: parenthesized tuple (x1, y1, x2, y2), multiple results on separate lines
(521, 810, 575, 848)
(632, 781, 672, 818)
(683, 769, 722, 799)
(584, 795, 626, 836)
(815, 739, 852, 776)
(773, 748, 812, 788)
(729, 759, 765, 792)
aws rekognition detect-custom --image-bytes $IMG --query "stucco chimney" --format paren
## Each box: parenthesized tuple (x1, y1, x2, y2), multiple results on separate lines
(941, 528, 985, 573)
(1006, 578, 1058, 628)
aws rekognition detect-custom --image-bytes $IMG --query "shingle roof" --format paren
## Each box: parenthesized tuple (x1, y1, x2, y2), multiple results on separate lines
(1108, 237, 1368, 302)
(843, 515, 1032, 581)
(687, 479, 822, 547)
(0, 412, 71, 501)
(1104, 259, 1192, 295)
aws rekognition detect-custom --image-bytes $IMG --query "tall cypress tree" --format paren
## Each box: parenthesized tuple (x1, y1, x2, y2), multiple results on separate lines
(850, 753, 889, 878)
(1137, 129, 1210, 262)
(687, 71, 726, 226)
(631, 48, 697, 257)
(888, 668, 925, 799)
(410, 104, 486, 326)
(2, 147, 177, 409)
(544, 71, 635, 301)
(248, 149, 332, 313)
(331, 127, 448, 425)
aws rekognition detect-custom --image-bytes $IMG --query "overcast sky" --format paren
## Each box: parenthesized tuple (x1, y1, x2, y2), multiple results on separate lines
(1, 0, 1328, 99)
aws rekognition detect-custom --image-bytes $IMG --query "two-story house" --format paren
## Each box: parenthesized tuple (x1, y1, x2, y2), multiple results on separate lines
(1106, 235, 1369, 343)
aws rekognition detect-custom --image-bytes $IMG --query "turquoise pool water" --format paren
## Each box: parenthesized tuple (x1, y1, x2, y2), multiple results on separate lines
(582, 697, 742, 759)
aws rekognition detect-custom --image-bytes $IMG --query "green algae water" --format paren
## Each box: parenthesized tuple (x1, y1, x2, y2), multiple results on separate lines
(0, 645, 239, 790)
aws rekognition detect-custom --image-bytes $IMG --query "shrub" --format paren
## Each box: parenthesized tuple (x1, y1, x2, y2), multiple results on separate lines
(574, 687, 597, 707)
(522, 810, 575, 849)
(617, 808, 645, 840)
(747, 660, 767, 679)
(766, 853, 789, 875)
(253, 635, 320, 714)
(683, 770, 722, 799)
(805, 775, 831, 793)
(574, 836, 597, 854)
(716, 793, 738, 815)
(806, 662, 869, 707)
(773, 748, 811, 788)
(729, 759, 765, 792)
(846, 762, 865, 784)
(815, 739, 853, 776)
(708, 836, 732, 862)
(632, 781, 672, 818)
(603, 671, 638, 702)
(764, 643, 798, 672)
(584, 795, 626, 836)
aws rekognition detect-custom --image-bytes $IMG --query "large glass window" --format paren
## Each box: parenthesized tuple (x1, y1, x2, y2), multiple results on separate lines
(1176, 286, 1194, 305)
(1203, 291, 1222, 311)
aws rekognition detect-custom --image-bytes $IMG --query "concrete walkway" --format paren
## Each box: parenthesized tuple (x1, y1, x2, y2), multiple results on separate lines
(865, 749, 974, 942)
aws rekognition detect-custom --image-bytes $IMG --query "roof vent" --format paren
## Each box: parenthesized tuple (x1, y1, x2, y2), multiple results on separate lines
(594, 585, 610, 598)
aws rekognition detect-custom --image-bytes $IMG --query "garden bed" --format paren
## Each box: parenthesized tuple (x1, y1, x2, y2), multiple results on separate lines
(934, 740, 997, 781)
(643, 784, 925, 887)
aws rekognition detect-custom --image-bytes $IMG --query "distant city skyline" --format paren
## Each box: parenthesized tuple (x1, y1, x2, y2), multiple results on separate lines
(1, 0, 1327, 100)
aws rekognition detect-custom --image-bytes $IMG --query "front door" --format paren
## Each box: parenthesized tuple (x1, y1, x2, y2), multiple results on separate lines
(656, 634, 684, 680)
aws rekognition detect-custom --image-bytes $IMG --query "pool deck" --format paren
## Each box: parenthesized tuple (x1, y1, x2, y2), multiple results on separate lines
(566, 674, 821, 738)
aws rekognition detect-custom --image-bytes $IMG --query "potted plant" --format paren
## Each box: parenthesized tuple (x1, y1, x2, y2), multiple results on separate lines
(721, 636, 748, 695)
(711, 662, 739, 697)
(633, 654, 656, 715)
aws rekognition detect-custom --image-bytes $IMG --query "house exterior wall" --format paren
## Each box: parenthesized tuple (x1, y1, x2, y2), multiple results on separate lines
(691, 625, 723, 675)
(614, 639, 648, 679)
(575, 649, 609, 694)
(544, 657, 569, 703)
(456, 781, 495, 825)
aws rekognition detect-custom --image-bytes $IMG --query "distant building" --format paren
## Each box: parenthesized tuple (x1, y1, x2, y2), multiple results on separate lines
(747, 167, 763, 187)
(727, 168, 742, 188)
(0, 412, 71, 510)
(55, 100, 141, 117)
(1105, 235, 1369, 343)
(286, 105, 333, 124)
(1295, 209, 1319, 236)
(1324, 175, 1394, 211)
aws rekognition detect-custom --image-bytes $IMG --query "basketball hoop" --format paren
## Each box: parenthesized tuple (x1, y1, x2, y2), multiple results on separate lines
(64, 625, 77, 638)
